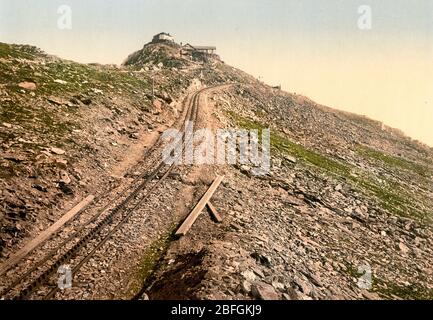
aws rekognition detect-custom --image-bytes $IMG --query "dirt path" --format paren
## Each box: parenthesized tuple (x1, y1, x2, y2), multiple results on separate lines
(51, 84, 228, 300)
(0, 81, 208, 298)
(110, 127, 164, 179)
(134, 85, 234, 299)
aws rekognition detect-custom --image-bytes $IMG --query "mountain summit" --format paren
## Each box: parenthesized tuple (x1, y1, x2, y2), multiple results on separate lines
(123, 33, 220, 70)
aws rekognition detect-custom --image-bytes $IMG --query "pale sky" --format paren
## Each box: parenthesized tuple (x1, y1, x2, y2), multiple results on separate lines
(1, 0, 433, 146)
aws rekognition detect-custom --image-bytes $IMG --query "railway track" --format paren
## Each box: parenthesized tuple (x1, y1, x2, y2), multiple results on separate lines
(0, 85, 220, 300)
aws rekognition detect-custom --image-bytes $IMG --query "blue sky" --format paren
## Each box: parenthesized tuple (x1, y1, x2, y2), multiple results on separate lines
(1, 0, 433, 145)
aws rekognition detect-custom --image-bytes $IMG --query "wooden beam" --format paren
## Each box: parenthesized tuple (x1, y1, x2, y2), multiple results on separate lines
(175, 175, 224, 237)
(0, 194, 95, 276)
(207, 201, 222, 223)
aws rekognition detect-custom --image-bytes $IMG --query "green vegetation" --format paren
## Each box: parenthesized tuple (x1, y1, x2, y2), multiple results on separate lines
(0, 101, 32, 124)
(0, 43, 40, 60)
(0, 42, 155, 161)
(226, 111, 432, 223)
(0, 99, 75, 150)
(124, 44, 185, 69)
(28, 61, 150, 97)
(125, 222, 178, 299)
(0, 43, 151, 99)
(373, 278, 433, 300)
(345, 263, 433, 300)
(345, 263, 363, 279)
(356, 145, 431, 178)
(228, 111, 351, 177)
(345, 263, 379, 291)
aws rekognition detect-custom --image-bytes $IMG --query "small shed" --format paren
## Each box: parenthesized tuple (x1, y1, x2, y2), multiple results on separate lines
(182, 43, 216, 55)
(193, 46, 216, 54)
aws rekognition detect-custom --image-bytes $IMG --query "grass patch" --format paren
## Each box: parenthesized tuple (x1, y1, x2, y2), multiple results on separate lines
(0, 43, 40, 60)
(357, 145, 431, 178)
(373, 278, 433, 300)
(123, 222, 178, 299)
(0, 100, 75, 145)
(345, 263, 433, 300)
(0, 101, 33, 123)
(345, 263, 363, 279)
(0, 43, 151, 100)
(226, 111, 432, 223)
(226, 110, 352, 177)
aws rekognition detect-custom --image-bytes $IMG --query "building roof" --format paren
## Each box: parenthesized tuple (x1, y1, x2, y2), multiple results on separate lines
(183, 43, 195, 49)
(192, 46, 216, 50)
(183, 44, 216, 51)
(154, 32, 172, 37)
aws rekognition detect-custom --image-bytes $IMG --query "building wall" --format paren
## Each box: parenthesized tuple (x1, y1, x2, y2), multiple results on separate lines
(153, 34, 174, 42)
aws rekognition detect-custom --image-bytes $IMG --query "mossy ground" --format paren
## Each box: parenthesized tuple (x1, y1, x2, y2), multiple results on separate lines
(0, 42, 152, 102)
(374, 279, 433, 300)
(122, 222, 178, 299)
(0, 42, 155, 173)
(226, 111, 432, 224)
(356, 144, 431, 179)
(345, 263, 433, 300)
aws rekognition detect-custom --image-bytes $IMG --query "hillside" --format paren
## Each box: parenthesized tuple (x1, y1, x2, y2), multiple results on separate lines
(0, 42, 199, 251)
(0, 40, 432, 300)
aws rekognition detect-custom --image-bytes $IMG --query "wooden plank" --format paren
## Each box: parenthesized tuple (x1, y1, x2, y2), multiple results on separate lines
(207, 201, 223, 223)
(175, 175, 224, 237)
(0, 194, 95, 276)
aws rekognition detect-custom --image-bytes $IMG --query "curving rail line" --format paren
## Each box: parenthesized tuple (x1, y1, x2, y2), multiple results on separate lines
(0, 84, 223, 300)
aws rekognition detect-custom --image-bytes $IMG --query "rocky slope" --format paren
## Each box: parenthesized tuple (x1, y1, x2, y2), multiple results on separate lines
(141, 83, 433, 300)
(158, 85, 433, 300)
(1, 40, 432, 300)
(126, 42, 433, 300)
(0, 42, 198, 255)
